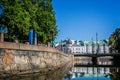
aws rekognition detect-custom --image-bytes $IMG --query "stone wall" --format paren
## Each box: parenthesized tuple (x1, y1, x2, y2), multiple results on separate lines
(0, 42, 71, 75)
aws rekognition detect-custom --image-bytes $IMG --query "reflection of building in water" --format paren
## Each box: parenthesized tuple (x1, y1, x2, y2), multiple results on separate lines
(55, 39, 109, 54)
(73, 67, 110, 74)
(71, 67, 110, 78)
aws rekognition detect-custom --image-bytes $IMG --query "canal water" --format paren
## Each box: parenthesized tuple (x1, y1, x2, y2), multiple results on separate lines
(1, 61, 120, 80)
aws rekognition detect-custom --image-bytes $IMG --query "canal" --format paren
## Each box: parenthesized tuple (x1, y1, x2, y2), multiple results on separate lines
(1, 60, 120, 80)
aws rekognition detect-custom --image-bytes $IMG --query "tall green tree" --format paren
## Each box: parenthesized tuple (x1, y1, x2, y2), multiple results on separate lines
(0, 0, 58, 44)
(0, 0, 31, 42)
(109, 28, 120, 52)
(36, 0, 58, 44)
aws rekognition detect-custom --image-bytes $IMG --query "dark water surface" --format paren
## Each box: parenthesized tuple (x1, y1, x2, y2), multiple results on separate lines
(1, 62, 120, 80)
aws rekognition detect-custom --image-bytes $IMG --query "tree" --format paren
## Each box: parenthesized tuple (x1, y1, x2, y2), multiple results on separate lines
(0, 0, 31, 42)
(0, 0, 58, 44)
(109, 28, 120, 53)
(36, 0, 58, 44)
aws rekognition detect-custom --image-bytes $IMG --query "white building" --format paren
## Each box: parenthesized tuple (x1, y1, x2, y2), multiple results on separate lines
(56, 39, 109, 54)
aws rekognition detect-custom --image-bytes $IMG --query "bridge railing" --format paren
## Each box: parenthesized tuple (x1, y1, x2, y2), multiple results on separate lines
(74, 52, 120, 57)
(74, 52, 110, 55)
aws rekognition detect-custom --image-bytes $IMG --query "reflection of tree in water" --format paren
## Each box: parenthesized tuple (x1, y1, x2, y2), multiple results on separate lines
(110, 68, 120, 80)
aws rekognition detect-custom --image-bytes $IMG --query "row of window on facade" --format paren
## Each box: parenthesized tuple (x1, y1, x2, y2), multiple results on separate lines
(61, 45, 109, 54)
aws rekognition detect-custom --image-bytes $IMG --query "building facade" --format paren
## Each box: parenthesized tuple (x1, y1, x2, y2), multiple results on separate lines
(56, 39, 109, 54)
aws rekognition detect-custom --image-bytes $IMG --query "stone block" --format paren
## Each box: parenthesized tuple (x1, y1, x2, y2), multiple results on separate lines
(39, 62, 46, 68)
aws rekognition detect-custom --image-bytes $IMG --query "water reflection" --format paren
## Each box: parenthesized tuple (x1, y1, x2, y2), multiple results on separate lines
(1, 63, 71, 80)
(1, 61, 120, 80)
(110, 68, 120, 80)
(71, 67, 110, 80)
(62, 67, 111, 80)
(62, 60, 120, 80)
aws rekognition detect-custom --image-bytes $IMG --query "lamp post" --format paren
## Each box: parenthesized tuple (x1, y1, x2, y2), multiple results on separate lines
(61, 40, 63, 51)
(118, 33, 120, 52)
(50, 29, 54, 47)
(96, 32, 98, 54)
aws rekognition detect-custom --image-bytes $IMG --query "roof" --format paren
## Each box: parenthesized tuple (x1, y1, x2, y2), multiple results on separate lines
(55, 39, 109, 47)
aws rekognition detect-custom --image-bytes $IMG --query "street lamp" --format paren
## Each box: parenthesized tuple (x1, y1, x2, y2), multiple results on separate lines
(50, 29, 54, 47)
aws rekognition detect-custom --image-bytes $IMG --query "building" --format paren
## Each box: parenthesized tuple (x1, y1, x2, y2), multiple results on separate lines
(55, 39, 109, 54)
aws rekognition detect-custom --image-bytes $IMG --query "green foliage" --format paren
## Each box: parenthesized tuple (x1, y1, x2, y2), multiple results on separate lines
(109, 28, 120, 52)
(0, 0, 58, 43)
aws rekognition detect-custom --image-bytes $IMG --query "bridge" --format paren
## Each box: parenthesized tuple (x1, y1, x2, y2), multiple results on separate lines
(74, 53, 120, 57)
(74, 53, 120, 65)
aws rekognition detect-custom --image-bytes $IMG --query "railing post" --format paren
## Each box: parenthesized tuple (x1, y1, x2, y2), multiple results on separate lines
(0, 32, 4, 42)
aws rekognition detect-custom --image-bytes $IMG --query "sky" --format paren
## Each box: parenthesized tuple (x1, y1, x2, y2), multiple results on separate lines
(52, 0, 120, 42)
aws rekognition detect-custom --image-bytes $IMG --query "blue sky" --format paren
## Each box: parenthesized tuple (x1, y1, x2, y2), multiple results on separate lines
(52, 0, 120, 42)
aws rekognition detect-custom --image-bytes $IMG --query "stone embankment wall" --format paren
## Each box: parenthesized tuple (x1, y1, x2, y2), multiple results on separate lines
(0, 42, 71, 75)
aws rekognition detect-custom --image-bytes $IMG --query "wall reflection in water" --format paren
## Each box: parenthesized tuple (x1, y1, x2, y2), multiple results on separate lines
(1, 61, 120, 80)
(2, 63, 72, 80)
